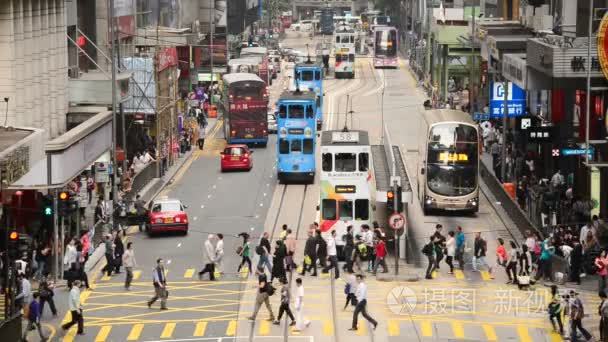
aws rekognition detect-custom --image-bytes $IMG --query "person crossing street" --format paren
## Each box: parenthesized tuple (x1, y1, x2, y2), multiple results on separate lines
(22, 292, 48, 341)
(322, 230, 340, 279)
(248, 266, 276, 322)
(123, 242, 137, 290)
(61, 280, 84, 336)
(199, 235, 217, 281)
(147, 258, 168, 310)
(273, 278, 295, 326)
(293, 278, 310, 332)
(348, 274, 377, 331)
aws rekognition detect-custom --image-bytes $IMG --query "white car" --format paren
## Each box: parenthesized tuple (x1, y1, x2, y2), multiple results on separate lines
(267, 112, 277, 133)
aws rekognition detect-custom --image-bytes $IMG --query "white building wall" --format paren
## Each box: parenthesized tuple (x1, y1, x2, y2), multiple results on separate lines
(0, 0, 67, 139)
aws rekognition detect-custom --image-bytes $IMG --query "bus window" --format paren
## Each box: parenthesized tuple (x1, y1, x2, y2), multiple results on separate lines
(322, 153, 333, 171)
(289, 105, 304, 119)
(303, 139, 313, 154)
(291, 139, 302, 152)
(335, 153, 356, 171)
(358, 153, 369, 171)
(338, 200, 353, 220)
(278, 105, 287, 119)
(322, 199, 337, 220)
(315, 71, 321, 80)
(279, 139, 289, 154)
(305, 105, 314, 118)
(349, 54, 355, 62)
(355, 199, 369, 220)
(301, 71, 314, 81)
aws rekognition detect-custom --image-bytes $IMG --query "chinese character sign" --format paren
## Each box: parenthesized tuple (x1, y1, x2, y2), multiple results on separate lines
(489, 82, 526, 118)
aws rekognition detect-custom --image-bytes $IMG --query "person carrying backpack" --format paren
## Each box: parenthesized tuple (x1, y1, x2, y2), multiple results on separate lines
(423, 236, 436, 279)
(248, 267, 276, 322)
(354, 236, 368, 272)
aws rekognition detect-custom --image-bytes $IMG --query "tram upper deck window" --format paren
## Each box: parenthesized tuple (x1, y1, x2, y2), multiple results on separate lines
(358, 153, 369, 171)
(291, 139, 302, 152)
(305, 105, 314, 118)
(336, 36, 340, 43)
(322, 199, 337, 220)
(339, 200, 353, 220)
(303, 139, 314, 154)
(289, 105, 304, 119)
(355, 199, 369, 220)
(322, 153, 333, 171)
(301, 71, 314, 81)
(335, 153, 356, 171)
(316, 97, 321, 109)
(315, 70, 321, 80)
(279, 139, 289, 154)
(278, 105, 287, 119)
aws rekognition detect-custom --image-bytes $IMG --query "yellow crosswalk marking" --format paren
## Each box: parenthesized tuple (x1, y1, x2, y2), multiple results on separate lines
(454, 269, 465, 280)
(133, 270, 141, 280)
(226, 320, 237, 336)
(95, 326, 112, 341)
(356, 322, 367, 336)
(184, 268, 195, 278)
(517, 326, 532, 342)
(214, 270, 221, 279)
(480, 271, 492, 281)
(63, 327, 77, 342)
(452, 322, 465, 339)
(240, 267, 249, 278)
(548, 329, 562, 342)
(101, 274, 111, 281)
(323, 319, 334, 335)
(482, 324, 497, 341)
(432, 270, 438, 278)
(194, 321, 208, 336)
(291, 327, 301, 335)
(259, 320, 271, 335)
(161, 323, 176, 338)
(421, 321, 433, 337)
(388, 320, 400, 336)
(81, 291, 91, 305)
(127, 324, 144, 341)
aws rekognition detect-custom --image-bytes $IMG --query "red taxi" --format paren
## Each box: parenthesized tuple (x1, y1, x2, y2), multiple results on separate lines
(147, 198, 189, 235)
(220, 145, 253, 172)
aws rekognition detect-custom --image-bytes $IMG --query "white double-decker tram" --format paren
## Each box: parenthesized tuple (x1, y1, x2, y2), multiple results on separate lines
(319, 129, 374, 256)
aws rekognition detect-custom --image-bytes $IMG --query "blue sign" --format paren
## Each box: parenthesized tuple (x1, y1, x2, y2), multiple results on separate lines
(473, 112, 490, 121)
(489, 82, 526, 118)
(561, 147, 594, 157)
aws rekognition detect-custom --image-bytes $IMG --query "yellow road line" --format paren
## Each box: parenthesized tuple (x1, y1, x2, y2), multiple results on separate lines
(259, 320, 271, 335)
(63, 327, 77, 342)
(226, 320, 237, 336)
(184, 268, 195, 278)
(194, 321, 208, 336)
(101, 274, 111, 281)
(356, 321, 367, 336)
(548, 329, 563, 342)
(388, 320, 400, 336)
(161, 322, 176, 338)
(452, 322, 465, 339)
(482, 324, 497, 341)
(480, 271, 492, 281)
(421, 321, 433, 337)
(517, 326, 532, 342)
(95, 326, 112, 341)
(454, 269, 465, 280)
(133, 270, 141, 280)
(127, 323, 144, 340)
(323, 319, 334, 335)
(432, 270, 438, 278)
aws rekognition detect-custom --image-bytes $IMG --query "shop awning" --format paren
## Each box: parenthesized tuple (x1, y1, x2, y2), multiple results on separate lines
(8, 111, 113, 190)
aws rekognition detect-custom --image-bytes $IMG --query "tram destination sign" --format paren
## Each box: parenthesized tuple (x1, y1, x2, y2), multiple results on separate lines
(332, 131, 359, 143)
(335, 185, 356, 193)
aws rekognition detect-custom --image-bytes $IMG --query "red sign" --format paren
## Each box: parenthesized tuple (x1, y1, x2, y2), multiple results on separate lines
(117, 16, 135, 39)
(598, 13, 608, 80)
(157, 47, 178, 72)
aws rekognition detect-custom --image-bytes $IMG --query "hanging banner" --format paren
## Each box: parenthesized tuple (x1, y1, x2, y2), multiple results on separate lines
(598, 13, 608, 80)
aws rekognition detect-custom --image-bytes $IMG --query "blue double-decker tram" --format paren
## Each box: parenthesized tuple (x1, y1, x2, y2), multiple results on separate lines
(294, 61, 323, 130)
(276, 89, 317, 184)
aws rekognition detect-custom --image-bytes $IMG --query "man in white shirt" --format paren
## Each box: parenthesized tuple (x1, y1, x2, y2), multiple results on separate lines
(580, 224, 590, 247)
(15, 273, 31, 310)
(122, 242, 137, 290)
(362, 225, 374, 271)
(322, 230, 340, 279)
(349, 274, 377, 331)
(61, 280, 84, 335)
(293, 278, 311, 331)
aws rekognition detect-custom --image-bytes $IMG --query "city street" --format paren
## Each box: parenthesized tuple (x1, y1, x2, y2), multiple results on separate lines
(51, 30, 600, 342)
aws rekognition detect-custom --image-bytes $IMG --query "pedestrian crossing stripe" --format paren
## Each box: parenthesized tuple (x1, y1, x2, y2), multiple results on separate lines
(127, 324, 144, 341)
(454, 269, 465, 280)
(356, 321, 367, 336)
(95, 326, 112, 341)
(226, 320, 237, 336)
(133, 270, 141, 280)
(480, 270, 492, 281)
(161, 322, 176, 338)
(322, 319, 333, 335)
(482, 324, 497, 341)
(259, 320, 271, 335)
(421, 321, 432, 337)
(452, 321, 465, 339)
(388, 320, 399, 336)
(194, 321, 207, 336)
(548, 329, 562, 342)
(517, 326, 532, 342)
(184, 268, 195, 278)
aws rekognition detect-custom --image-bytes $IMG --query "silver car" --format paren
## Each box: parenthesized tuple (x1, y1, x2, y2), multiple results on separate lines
(267, 113, 277, 133)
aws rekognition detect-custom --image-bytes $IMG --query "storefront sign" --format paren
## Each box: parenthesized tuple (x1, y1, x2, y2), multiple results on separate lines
(473, 112, 490, 121)
(502, 54, 527, 89)
(157, 47, 178, 72)
(570, 56, 601, 72)
(197, 73, 221, 82)
(528, 38, 605, 77)
(489, 82, 526, 118)
(598, 12, 608, 80)
(528, 126, 553, 142)
(561, 147, 594, 156)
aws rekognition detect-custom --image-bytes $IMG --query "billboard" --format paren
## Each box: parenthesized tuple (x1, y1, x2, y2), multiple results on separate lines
(489, 82, 526, 118)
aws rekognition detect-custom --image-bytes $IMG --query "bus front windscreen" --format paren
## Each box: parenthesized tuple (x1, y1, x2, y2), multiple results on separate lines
(231, 83, 263, 100)
(375, 30, 397, 57)
(426, 124, 478, 197)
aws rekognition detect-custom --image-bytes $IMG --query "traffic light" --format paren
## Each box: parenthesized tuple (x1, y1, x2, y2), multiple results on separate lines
(7, 229, 19, 259)
(58, 191, 77, 216)
(396, 186, 404, 213)
(42, 194, 53, 217)
(387, 190, 395, 213)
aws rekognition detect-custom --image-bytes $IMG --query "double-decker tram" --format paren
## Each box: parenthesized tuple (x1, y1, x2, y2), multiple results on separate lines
(276, 90, 317, 183)
(319, 129, 373, 253)
(373, 26, 398, 68)
(219, 73, 269, 146)
(418, 109, 480, 214)
(294, 61, 324, 130)
(334, 25, 356, 79)
(240, 47, 272, 85)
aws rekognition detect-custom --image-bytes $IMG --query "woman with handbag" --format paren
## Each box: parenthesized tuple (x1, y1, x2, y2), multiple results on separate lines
(236, 233, 252, 276)
(39, 276, 57, 317)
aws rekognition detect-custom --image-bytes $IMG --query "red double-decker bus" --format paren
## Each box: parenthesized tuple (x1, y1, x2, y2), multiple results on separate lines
(220, 73, 269, 146)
